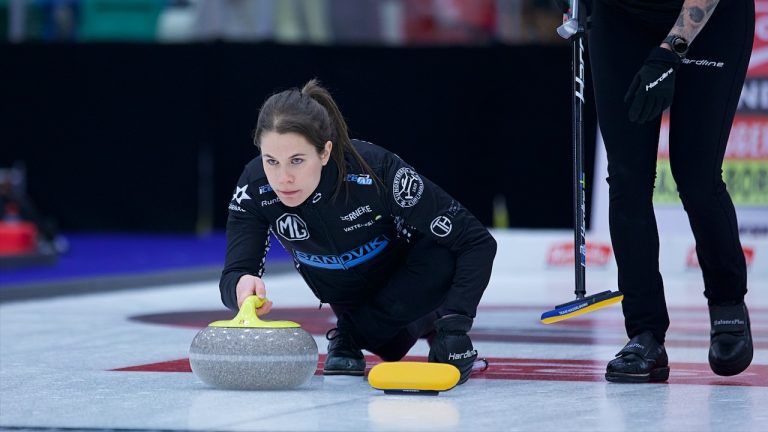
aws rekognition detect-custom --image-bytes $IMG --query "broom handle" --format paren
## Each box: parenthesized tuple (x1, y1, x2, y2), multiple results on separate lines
(558, 0, 587, 300)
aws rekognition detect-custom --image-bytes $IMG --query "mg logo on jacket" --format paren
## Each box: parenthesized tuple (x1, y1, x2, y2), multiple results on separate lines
(276, 213, 310, 241)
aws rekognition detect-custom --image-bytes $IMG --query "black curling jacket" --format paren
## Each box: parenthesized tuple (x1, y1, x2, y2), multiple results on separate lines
(219, 140, 497, 317)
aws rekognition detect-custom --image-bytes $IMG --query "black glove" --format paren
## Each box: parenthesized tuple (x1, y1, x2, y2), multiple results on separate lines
(428, 314, 477, 385)
(624, 47, 681, 124)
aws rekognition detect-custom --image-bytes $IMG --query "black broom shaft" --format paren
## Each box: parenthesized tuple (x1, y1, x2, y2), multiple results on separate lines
(571, 1, 587, 300)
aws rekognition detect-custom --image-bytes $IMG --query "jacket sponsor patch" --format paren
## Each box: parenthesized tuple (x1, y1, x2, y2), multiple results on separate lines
(341, 205, 372, 222)
(294, 235, 389, 269)
(276, 213, 310, 241)
(232, 185, 251, 204)
(346, 173, 373, 185)
(430, 215, 452, 237)
(392, 167, 424, 208)
(261, 197, 280, 207)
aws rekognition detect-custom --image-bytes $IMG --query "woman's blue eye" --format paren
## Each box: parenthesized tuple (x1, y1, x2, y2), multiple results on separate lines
(291, 158, 304, 165)
(267, 159, 278, 166)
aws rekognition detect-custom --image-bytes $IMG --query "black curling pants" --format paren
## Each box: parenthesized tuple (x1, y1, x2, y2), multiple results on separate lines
(331, 235, 456, 361)
(588, 0, 753, 343)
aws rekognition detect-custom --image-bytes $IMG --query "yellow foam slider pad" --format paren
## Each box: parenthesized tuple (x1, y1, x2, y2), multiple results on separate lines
(368, 362, 461, 395)
(540, 290, 623, 324)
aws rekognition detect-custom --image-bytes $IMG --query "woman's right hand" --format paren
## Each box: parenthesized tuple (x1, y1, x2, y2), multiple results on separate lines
(235, 274, 273, 316)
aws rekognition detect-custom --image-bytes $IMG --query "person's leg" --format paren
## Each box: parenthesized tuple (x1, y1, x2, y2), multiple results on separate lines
(346, 236, 482, 384)
(588, 0, 676, 383)
(323, 236, 453, 374)
(668, 0, 754, 376)
(668, 0, 752, 306)
(341, 235, 456, 358)
(325, 303, 438, 372)
(588, 0, 673, 344)
(365, 310, 440, 361)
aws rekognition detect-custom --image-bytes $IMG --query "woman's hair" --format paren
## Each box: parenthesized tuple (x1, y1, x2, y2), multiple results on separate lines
(254, 79, 379, 199)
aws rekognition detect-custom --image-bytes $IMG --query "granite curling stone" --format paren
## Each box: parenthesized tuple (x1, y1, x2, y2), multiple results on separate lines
(189, 296, 318, 390)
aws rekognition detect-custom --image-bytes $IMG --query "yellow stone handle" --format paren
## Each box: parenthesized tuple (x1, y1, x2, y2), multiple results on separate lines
(208, 295, 301, 328)
(246, 295, 266, 310)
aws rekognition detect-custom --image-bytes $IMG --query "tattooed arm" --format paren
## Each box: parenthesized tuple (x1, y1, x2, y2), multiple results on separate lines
(664, 0, 720, 47)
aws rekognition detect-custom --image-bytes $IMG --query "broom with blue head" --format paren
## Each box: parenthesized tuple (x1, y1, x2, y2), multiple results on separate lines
(540, 0, 623, 324)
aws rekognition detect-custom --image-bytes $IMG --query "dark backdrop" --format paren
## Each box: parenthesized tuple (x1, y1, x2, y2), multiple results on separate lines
(0, 42, 596, 232)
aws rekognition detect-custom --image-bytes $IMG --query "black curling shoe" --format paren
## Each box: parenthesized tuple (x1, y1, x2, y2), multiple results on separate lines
(605, 331, 670, 383)
(709, 302, 753, 376)
(323, 328, 365, 376)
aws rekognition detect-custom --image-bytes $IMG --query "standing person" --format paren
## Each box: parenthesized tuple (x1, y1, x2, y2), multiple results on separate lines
(587, 0, 754, 382)
(219, 79, 497, 384)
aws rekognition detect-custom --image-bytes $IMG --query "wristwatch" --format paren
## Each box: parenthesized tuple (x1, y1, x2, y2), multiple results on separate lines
(663, 34, 689, 58)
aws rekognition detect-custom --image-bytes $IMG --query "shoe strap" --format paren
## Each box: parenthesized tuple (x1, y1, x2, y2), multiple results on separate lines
(710, 304, 748, 333)
(616, 332, 661, 359)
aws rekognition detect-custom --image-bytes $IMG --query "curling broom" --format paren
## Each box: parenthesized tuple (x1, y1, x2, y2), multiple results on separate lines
(541, 0, 622, 324)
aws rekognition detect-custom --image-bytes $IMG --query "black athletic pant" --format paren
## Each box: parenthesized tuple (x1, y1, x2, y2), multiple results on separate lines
(588, 0, 753, 344)
(331, 235, 456, 361)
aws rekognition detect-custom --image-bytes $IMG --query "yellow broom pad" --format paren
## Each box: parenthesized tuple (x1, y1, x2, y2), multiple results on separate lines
(368, 362, 460, 395)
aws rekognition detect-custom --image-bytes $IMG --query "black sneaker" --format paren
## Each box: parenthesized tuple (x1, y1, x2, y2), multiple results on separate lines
(323, 328, 365, 376)
(709, 302, 753, 376)
(605, 331, 670, 383)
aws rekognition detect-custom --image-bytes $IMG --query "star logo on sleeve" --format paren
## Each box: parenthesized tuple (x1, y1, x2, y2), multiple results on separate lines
(232, 185, 252, 204)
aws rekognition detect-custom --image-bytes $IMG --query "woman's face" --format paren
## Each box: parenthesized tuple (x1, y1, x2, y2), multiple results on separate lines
(260, 131, 332, 207)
